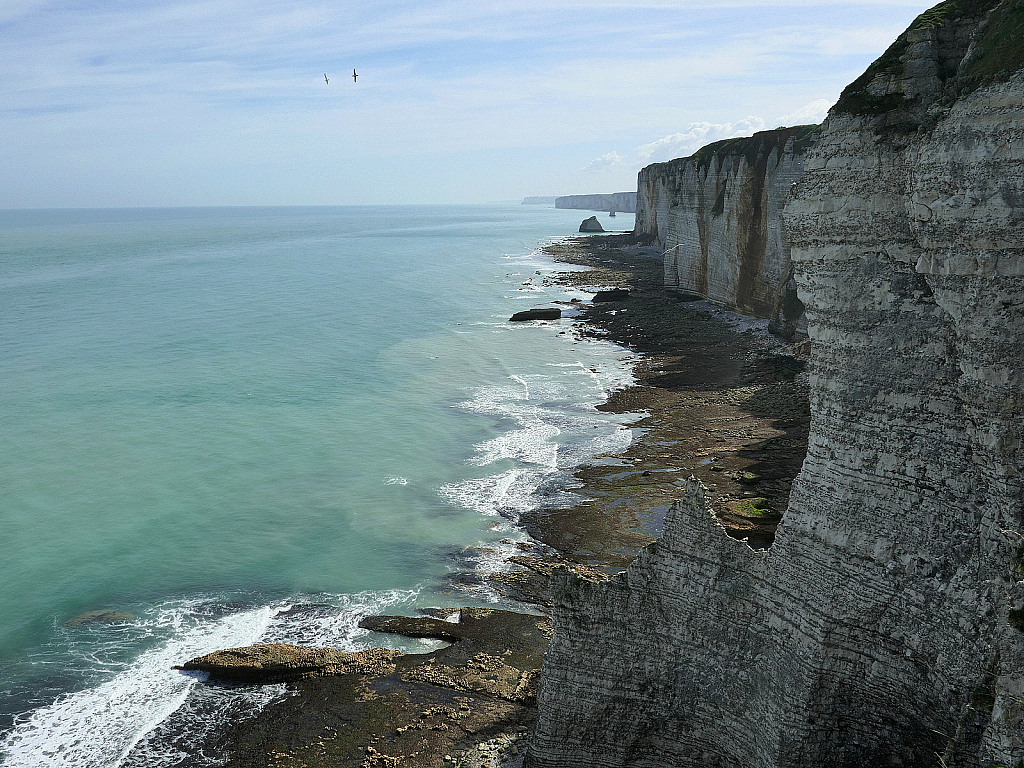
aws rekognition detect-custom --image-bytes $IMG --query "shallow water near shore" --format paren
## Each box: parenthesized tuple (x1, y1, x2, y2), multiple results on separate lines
(0, 204, 636, 767)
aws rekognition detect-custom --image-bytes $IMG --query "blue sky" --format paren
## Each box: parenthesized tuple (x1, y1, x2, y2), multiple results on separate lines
(1, 0, 934, 208)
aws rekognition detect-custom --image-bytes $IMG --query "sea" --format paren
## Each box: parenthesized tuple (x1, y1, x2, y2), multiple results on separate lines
(0, 204, 638, 767)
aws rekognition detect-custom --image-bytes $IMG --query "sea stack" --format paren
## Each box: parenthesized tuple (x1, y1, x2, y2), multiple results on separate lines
(578, 216, 604, 233)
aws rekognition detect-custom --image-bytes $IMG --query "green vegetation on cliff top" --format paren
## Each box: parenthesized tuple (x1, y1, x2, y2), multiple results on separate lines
(734, 497, 782, 519)
(968, 0, 1024, 79)
(689, 124, 820, 169)
(636, 125, 819, 175)
(833, 0, 1024, 117)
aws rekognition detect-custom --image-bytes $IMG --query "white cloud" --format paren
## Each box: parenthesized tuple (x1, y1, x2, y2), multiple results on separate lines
(584, 116, 770, 174)
(584, 96, 840, 176)
(637, 117, 768, 163)
(773, 98, 833, 127)
(583, 152, 627, 173)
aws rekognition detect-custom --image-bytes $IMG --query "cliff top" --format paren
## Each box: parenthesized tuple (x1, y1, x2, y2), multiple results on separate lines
(833, 0, 1024, 119)
(639, 125, 819, 177)
(692, 124, 820, 169)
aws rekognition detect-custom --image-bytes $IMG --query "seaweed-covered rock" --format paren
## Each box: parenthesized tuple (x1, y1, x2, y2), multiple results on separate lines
(578, 216, 604, 233)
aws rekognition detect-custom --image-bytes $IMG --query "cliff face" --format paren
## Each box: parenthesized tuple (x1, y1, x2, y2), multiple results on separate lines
(555, 192, 637, 213)
(525, 3, 1024, 767)
(633, 127, 818, 338)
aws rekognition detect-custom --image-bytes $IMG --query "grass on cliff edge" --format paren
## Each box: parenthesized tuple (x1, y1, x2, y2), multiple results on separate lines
(691, 125, 820, 169)
(966, 0, 1024, 80)
(734, 497, 782, 520)
(833, 0, 1024, 118)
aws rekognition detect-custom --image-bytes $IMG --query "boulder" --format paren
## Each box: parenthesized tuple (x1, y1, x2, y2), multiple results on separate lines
(509, 307, 561, 322)
(578, 216, 604, 233)
(592, 288, 630, 302)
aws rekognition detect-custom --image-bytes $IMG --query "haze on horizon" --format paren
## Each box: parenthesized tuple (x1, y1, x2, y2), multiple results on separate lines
(2, 0, 935, 209)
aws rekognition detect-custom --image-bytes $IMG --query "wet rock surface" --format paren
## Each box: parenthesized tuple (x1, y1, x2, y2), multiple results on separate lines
(591, 287, 630, 302)
(200, 609, 549, 768)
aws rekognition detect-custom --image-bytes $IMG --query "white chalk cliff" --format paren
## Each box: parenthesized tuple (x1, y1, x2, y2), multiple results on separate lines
(634, 126, 818, 338)
(525, 1, 1024, 766)
(555, 192, 638, 213)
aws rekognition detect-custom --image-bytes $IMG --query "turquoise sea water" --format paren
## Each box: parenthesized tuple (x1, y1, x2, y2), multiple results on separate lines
(0, 204, 637, 766)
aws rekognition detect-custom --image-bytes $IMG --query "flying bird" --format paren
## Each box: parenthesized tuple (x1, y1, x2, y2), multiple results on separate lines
(352, 69, 358, 82)
(324, 73, 329, 84)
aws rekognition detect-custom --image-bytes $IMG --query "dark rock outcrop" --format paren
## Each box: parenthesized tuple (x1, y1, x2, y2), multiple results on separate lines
(578, 216, 604, 233)
(525, 3, 1024, 767)
(186, 609, 551, 767)
(176, 644, 400, 684)
(592, 288, 630, 302)
(510, 307, 561, 321)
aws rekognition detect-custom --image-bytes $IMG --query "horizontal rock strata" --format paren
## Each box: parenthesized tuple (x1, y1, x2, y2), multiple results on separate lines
(525, 2, 1024, 767)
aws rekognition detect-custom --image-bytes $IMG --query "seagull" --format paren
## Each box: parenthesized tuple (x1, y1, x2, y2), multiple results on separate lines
(352, 69, 358, 82)
(324, 73, 329, 84)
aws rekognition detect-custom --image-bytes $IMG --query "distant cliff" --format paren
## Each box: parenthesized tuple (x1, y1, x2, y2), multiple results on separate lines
(555, 192, 636, 213)
(526, 2, 1024, 766)
(522, 196, 558, 205)
(633, 126, 819, 338)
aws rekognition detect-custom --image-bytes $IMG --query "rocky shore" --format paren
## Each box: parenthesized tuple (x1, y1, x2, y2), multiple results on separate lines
(531, 234, 809, 557)
(180, 233, 810, 767)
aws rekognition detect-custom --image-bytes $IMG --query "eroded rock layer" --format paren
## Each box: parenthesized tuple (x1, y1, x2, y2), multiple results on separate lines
(633, 126, 819, 338)
(526, 2, 1024, 766)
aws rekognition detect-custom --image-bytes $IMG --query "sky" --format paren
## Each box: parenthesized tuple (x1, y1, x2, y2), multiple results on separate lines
(1, 0, 936, 208)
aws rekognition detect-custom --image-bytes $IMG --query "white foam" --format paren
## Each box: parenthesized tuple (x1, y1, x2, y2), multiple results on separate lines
(257, 589, 418, 649)
(441, 355, 640, 530)
(0, 603, 273, 768)
(0, 588, 422, 768)
(440, 468, 544, 521)
(472, 422, 561, 468)
(383, 477, 408, 485)
(509, 374, 530, 400)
